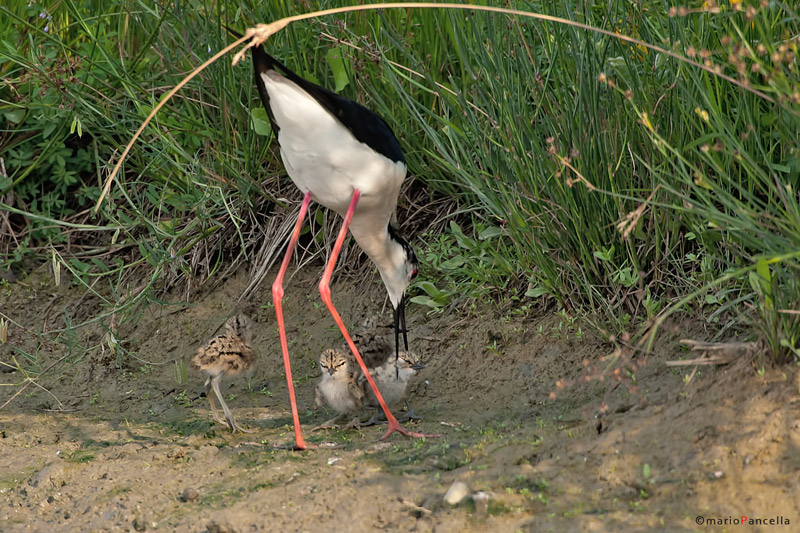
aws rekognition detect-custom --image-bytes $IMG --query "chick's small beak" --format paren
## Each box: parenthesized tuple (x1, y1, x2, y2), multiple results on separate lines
(327, 367, 335, 376)
(411, 363, 426, 371)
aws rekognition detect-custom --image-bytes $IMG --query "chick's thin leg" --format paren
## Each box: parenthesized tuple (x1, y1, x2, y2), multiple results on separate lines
(211, 374, 255, 433)
(311, 413, 345, 432)
(362, 401, 420, 425)
(204, 376, 227, 426)
(403, 400, 422, 421)
(343, 417, 362, 430)
(360, 409, 384, 427)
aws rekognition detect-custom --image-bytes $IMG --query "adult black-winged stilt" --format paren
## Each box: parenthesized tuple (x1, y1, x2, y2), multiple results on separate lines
(249, 44, 438, 449)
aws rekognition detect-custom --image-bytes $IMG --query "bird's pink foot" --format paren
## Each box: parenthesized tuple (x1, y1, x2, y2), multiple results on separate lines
(380, 420, 441, 441)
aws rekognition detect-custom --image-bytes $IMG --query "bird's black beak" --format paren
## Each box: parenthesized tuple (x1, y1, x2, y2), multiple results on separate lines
(411, 363, 426, 371)
(328, 367, 335, 376)
(393, 295, 409, 377)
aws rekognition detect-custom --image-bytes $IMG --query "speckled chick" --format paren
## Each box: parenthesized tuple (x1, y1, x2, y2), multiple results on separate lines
(313, 348, 365, 431)
(348, 324, 393, 369)
(193, 314, 257, 433)
(359, 350, 425, 425)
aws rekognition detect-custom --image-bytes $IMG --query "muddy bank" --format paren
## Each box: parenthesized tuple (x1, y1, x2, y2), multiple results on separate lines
(1, 266, 798, 531)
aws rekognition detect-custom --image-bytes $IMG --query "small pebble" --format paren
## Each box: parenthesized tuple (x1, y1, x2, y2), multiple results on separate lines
(443, 480, 470, 506)
(181, 488, 200, 502)
(713, 470, 724, 479)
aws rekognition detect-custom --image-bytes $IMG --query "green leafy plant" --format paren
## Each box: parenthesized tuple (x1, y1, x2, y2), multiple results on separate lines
(1, 0, 799, 389)
(409, 220, 517, 311)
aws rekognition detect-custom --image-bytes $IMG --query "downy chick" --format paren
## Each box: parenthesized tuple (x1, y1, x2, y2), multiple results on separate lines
(193, 314, 257, 433)
(359, 350, 425, 426)
(313, 348, 364, 430)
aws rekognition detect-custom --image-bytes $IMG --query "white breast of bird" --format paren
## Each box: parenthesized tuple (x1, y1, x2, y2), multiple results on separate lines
(264, 72, 407, 217)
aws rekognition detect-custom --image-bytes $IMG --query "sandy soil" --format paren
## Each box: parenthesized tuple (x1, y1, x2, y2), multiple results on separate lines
(1, 265, 799, 532)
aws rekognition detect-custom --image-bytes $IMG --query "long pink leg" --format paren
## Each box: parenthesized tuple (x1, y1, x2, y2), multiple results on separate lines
(318, 189, 440, 441)
(273, 190, 314, 450)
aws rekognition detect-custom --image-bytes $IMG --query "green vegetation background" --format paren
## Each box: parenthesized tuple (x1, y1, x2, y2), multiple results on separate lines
(1, 1, 798, 361)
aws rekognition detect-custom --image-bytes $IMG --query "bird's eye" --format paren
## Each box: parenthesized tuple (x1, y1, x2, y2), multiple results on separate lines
(410, 269, 418, 281)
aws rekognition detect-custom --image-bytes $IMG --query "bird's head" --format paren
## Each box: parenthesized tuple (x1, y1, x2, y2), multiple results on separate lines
(397, 351, 425, 373)
(382, 226, 418, 360)
(319, 349, 348, 378)
(225, 314, 252, 342)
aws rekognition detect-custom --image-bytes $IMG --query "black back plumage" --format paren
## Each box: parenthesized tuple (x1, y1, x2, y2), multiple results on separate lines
(250, 45, 406, 165)
(388, 224, 418, 268)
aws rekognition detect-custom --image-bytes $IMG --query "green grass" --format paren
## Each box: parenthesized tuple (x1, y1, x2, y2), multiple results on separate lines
(65, 447, 96, 463)
(1, 1, 799, 364)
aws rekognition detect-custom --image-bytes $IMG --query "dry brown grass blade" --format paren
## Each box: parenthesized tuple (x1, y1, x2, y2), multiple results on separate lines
(665, 338, 760, 367)
(0, 352, 72, 411)
(94, 2, 778, 214)
(679, 339, 756, 353)
(617, 185, 661, 238)
(93, 32, 251, 210)
(665, 356, 728, 367)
